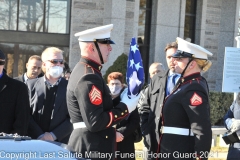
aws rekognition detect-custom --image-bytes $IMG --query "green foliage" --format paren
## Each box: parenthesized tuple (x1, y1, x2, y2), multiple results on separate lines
(209, 92, 233, 125)
(103, 53, 128, 83)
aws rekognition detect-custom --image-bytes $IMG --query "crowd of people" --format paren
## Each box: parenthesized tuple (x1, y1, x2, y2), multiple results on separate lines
(0, 23, 239, 160)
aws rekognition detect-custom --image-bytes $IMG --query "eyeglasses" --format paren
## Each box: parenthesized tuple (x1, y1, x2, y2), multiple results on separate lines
(47, 59, 64, 64)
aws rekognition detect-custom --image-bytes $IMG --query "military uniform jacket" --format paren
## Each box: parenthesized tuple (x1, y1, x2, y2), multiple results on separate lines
(0, 71, 30, 135)
(159, 72, 212, 160)
(138, 70, 169, 157)
(67, 57, 129, 159)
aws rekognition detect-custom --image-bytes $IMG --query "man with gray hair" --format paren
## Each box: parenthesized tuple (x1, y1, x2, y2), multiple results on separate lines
(27, 47, 72, 144)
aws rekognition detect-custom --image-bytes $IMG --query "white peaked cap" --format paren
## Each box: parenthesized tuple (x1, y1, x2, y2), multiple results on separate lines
(74, 24, 114, 42)
(176, 37, 213, 59)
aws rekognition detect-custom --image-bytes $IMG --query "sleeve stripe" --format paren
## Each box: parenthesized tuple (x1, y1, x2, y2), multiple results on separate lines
(106, 112, 113, 128)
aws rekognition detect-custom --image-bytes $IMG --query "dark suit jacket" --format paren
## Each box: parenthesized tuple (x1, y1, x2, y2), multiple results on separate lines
(14, 74, 25, 82)
(138, 70, 169, 157)
(0, 71, 30, 135)
(26, 77, 73, 144)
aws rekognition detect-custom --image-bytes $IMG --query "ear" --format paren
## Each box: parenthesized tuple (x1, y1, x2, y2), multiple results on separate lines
(190, 61, 197, 68)
(42, 61, 46, 67)
(26, 63, 28, 68)
(87, 43, 95, 53)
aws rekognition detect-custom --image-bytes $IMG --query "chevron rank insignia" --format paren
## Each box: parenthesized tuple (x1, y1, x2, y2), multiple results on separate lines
(190, 92, 202, 106)
(89, 85, 102, 105)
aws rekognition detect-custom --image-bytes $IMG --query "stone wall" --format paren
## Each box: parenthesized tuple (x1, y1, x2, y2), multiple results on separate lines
(203, 0, 238, 91)
(69, 0, 139, 76)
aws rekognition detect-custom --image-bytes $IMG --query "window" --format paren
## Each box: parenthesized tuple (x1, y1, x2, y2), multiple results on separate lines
(0, 43, 69, 77)
(0, 0, 71, 34)
(0, 0, 18, 30)
(184, 0, 196, 42)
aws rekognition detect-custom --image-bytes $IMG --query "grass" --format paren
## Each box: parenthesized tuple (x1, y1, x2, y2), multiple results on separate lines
(134, 137, 229, 160)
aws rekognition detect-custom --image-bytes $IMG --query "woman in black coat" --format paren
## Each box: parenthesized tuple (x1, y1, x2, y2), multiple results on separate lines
(107, 72, 140, 160)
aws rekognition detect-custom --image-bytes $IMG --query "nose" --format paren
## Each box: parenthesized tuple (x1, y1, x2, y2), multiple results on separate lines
(173, 59, 177, 64)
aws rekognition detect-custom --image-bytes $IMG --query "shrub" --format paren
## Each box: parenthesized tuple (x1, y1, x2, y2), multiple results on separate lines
(103, 53, 128, 83)
(209, 92, 233, 126)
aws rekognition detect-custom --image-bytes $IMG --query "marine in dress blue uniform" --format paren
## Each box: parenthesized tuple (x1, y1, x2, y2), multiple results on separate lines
(159, 37, 213, 160)
(67, 24, 140, 160)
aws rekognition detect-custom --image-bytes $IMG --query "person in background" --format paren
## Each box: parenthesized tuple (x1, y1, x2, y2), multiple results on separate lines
(137, 62, 164, 159)
(107, 72, 140, 160)
(149, 62, 165, 79)
(159, 37, 212, 160)
(0, 49, 30, 136)
(138, 42, 178, 159)
(137, 62, 165, 109)
(62, 62, 71, 80)
(27, 47, 73, 144)
(224, 92, 240, 160)
(14, 55, 42, 83)
(67, 24, 140, 159)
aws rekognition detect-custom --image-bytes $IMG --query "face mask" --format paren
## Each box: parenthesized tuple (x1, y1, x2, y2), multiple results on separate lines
(109, 85, 122, 96)
(48, 66, 63, 78)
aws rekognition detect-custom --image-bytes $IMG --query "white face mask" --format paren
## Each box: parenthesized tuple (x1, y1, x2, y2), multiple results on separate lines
(48, 66, 63, 78)
(109, 85, 122, 96)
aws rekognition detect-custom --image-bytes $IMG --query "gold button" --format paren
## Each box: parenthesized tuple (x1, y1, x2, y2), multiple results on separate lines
(125, 110, 128, 113)
(115, 115, 117, 118)
(106, 136, 108, 138)
(121, 112, 124, 115)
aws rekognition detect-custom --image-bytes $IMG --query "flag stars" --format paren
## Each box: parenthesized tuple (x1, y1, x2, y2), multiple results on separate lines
(129, 59, 143, 71)
(131, 44, 138, 53)
(129, 59, 135, 68)
(135, 62, 143, 71)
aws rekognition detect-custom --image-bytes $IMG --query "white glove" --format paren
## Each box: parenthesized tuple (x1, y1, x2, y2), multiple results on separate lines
(236, 130, 240, 139)
(230, 118, 240, 132)
(120, 88, 140, 113)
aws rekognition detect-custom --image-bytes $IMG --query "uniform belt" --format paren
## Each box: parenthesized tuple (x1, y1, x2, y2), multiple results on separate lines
(161, 126, 194, 136)
(73, 122, 86, 129)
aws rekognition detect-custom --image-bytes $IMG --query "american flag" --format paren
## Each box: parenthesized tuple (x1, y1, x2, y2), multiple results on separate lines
(126, 37, 145, 99)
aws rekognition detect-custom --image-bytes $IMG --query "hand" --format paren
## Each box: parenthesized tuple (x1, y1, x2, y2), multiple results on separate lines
(230, 119, 240, 132)
(116, 132, 124, 142)
(120, 88, 140, 113)
(41, 132, 54, 141)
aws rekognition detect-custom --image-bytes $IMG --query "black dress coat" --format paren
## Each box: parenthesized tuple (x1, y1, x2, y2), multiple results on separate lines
(159, 73, 212, 160)
(0, 71, 30, 135)
(26, 77, 73, 144)
(113, 88, 140, 160)
(67, 57, 129, 160)
(138, 70, 169, 158)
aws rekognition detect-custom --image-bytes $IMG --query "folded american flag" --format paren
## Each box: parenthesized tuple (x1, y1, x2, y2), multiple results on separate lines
(126, 37, 145, 99)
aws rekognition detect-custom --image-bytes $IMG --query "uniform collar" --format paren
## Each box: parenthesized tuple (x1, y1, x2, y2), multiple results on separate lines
(80, 56, 102, 72)
(180, 72, 201, 83)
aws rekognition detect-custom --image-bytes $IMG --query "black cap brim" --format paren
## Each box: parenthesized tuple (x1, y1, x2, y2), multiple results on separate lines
(96, 38, 115, 44)
(172, 50, 193, 58)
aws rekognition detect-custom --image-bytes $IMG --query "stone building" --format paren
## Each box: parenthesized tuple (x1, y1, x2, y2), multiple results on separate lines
(0, 0, 239, 91)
